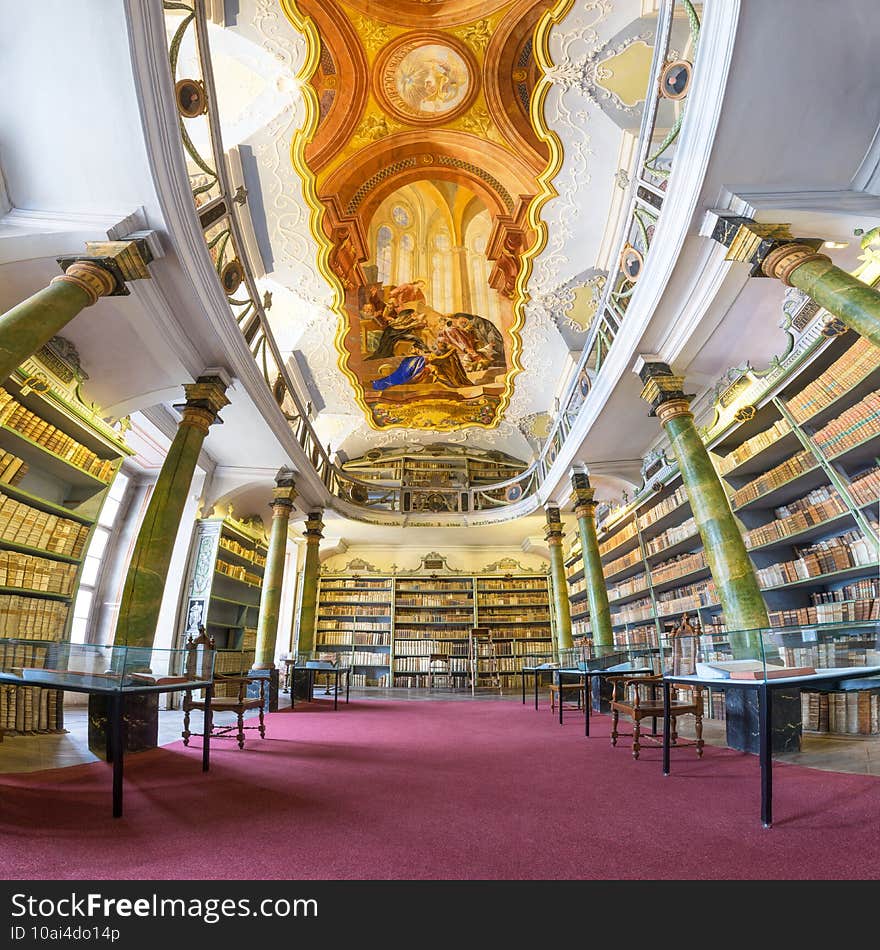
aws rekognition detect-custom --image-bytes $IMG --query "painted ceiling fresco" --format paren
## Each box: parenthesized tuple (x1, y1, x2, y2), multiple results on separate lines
(280, 0, 565, 431)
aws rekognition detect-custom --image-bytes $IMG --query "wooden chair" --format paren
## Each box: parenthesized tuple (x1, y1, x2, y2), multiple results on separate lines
(181, 628, 266, 750)
(548, 674, 585, 712)
(428, 652, 453, 689)
(608, 614, 704, 760)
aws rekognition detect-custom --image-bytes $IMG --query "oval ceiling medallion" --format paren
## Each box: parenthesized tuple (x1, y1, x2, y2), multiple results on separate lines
(374, 33, 478, 126)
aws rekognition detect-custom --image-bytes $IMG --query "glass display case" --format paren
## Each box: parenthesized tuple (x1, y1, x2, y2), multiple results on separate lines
(659, 620, 880, 683)
(0, 637, 215, 693)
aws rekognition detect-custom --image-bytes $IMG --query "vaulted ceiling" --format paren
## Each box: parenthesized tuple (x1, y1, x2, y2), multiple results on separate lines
(195, 0, 663, 461)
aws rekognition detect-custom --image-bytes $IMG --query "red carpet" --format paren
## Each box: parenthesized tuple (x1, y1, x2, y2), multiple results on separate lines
(2, 699, 879, 880)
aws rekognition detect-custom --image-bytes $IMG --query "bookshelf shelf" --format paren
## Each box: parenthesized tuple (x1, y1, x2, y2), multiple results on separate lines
(823, 430, 880, 467)
(746, 511, 856, 551)
(0, 483, 95, 525)
(0, 539, 81, 564)
(649, 565, 713, 595)
(0, 344, 132, 737)
(733, 465, 825, 512)
(719, 428, 801, 478)
(644, 531, 702, 563)
(180, 515, 266, 662)
(0, 425, 112, 490)
(0, 585, 73, 601)
(761, 563, 878, 593)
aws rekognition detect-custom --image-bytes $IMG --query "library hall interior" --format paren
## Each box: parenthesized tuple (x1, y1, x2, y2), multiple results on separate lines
(2, 0, 880, 883)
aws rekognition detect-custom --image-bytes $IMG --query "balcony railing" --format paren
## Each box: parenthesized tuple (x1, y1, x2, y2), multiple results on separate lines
(159, 0, 698, 519)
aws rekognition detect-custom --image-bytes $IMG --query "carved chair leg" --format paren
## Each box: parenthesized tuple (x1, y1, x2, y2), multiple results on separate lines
(695, 712, 704, 757)
(182, 706, 191, 746)
(258, 705, 266, 739)
(632, 717, 641, 760)
(237, 709, 245, 750)
(611, 709, 619, 745)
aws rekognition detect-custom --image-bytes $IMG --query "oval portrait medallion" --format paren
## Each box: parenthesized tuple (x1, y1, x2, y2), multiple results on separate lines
(375, 34, 478, 125)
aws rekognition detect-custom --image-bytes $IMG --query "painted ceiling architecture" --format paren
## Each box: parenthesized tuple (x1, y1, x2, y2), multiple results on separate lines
(198, 1, 675, 461)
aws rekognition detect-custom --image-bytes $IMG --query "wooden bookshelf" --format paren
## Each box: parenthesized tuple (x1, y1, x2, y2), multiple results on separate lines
(179, 513, 267, 691)
(585, 316, 880, 729)
(0, 339, 132, 735)
(317, 554, 553, 690)
(316, 571, 393, 687)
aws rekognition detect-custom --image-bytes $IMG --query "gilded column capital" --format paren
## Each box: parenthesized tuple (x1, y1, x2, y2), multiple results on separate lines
(270, 467, 297, 513)
(544, 505, 565, 547)
(570, 468, 597, 519)
(50, 260, 118, 306)
(761, 243, 831, 286)
(54, 237, 154, 300)
(706, 213, 825, 278)
(175, 374, 230, 433)
(304, 510, 324, 542)
(636, 360, 693, 419)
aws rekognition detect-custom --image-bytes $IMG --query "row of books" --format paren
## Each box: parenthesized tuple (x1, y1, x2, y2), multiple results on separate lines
(611, 596, 654, 625)
(214, 648, 256, 674)
(315, 631, 390, 645)
(605, 546, 642, 578)
(743, 485, 848, 548)
(349, 672, 391, 688)
(0, 389, 114, 482)
(643, 516, 698, 558)
(0, 549, 77, 594)
(478, 609, 551, 622)
(394, 639, 469, 657)
(655, 579, 718, 616)
(0, 684, 61, 733)
(715, 418, 792, 475)
(572, 618, 592, 637)
(395, 581, 470, 591)
(0, 595, 69, 637)
(318, 605, 389, 618)
(767, 599, 880, 626)
(787, 336, 879, 423)
(608, 572, 649, 603)
(811, 388, 880, 458)
(392, 627, 467, 639)
(801, 689, 880, 735)
(813, 578, 880, 602)
(320, 579, 391, 591)
(649, 550, 707, 586)
(476, 595, 547, 606)
(782, 642, 880, 668)
(391, 612, 473, 623)
(613, 624, 660, 649)
(848, 465, 879, 507)
(218, 535, 266, 566)
(568, 576, 587, 596)
(638, 485, 689, 530)
(476, 580, 547, 591)
(598, 518, 638, 557)
(0, 451, 28, 486)
(316, 620, 389, 633)
(395, 595, 472, 607)
(320, 589, 391, 604)
(755, 531, 876, 587)
(215, 559, 262, 587)
(351, 651, 388, 667)
(0, 493, 90, 557)
(477, 624, 551, 636)
(731, 450, 816, 508)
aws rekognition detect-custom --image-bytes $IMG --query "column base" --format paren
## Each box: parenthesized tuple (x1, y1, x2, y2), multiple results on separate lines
(247, 668, 279, 712)
(87, 693, 159, 759)
(725, 688, 802, 754)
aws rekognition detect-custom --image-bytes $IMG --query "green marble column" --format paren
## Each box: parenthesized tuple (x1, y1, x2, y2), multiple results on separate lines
(253, 469, 297, 669)
(570, 469, 613, 648)
(115, 374, 229, 648)
(545, 506, 573, 652)
(0, 240, 153, 384)
(638, 363, 768, 652)
(710, 216, 880, 348)
(296, 511, 323, 656)
(763, 244, 880, 349)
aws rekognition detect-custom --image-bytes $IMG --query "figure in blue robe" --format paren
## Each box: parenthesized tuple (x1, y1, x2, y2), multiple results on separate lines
(372, 355, 426, 391)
